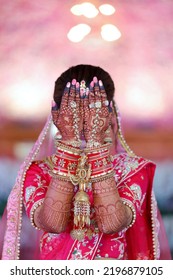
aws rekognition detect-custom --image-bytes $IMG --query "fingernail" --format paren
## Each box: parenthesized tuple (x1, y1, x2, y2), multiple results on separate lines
(109, 101, 113, 112)
(66, 82, 70, 88)
(99, 80, 103, 86)
(52, 100, 56, 107)
(90, 81, 94, 88)
(51, 100, 59, 110)
(72, 79, 76, 85)
(93, 76, 98, 83)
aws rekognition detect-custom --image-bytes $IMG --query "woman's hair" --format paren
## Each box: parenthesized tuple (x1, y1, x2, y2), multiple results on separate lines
(53, 64, 115, 106)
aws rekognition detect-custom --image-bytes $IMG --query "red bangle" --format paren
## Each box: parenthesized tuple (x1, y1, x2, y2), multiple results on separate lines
(86, 147, 114, 180)
(50, 142, 81, 180)
(52, 147, 80, 175)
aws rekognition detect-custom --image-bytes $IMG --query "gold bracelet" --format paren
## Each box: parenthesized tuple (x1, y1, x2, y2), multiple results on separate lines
(90, 170, 115, 183)
(84, 143, 111, 154)
(55, 141, 82, 155)
(122, 199, 136, 229)
(30, 199, 44, 230)
(49, 170, 71, 182)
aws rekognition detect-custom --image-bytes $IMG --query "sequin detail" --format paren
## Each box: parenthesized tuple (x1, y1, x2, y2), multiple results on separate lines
(25, 186, 36, 202)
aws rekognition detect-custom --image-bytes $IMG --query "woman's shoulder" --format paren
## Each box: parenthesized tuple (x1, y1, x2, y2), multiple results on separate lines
(112, 152, 156, 183)
(27, 156, 54, 174)
(113, 152, 155, 168)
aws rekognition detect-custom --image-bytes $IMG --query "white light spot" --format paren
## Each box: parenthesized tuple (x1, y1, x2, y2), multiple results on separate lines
(70, 4, 83, 16)
(101, 24, 121, 41)
(71, 2, 99, 18)
(67, 24, 91, 42)
(99, 4, 115, 16)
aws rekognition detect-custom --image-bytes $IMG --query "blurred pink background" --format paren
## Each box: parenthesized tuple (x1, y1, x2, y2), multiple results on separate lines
(0, 0, 173, 256)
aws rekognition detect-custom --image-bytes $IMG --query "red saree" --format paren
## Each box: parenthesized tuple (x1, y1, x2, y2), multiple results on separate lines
(22, 152, 161, 260)
(1, 115, 171, 260)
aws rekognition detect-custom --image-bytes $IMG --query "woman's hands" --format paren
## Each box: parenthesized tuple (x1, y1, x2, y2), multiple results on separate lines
(52, 79, 83, 147)
(49, 78, 132, 235)
(83, 77, 112, 147)
(52, 77, 112, 147)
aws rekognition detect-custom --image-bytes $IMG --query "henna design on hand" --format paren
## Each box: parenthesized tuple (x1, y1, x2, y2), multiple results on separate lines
(51, 81, 83, 144)
(93, 177, 132, 234)
(37, 178, 74, 233)
(83, 77, 112, 146)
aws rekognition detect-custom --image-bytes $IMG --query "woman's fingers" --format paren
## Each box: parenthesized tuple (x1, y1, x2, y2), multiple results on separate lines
(75, 81, 80, 100)
(51, 100, 58, 111)
(88, 80, 95, 111)
(69, 79, 76, 99)
(99, 80, 108, 107)
(93, 76, 100, 98)
(60, 82, 70, 110)
(51, 100, 60, 127)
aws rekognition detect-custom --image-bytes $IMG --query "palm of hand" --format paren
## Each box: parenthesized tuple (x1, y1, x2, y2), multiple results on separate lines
(83, 80, 111, 147)
(52, 78, 111, 147)
(52, 82, 83, 144)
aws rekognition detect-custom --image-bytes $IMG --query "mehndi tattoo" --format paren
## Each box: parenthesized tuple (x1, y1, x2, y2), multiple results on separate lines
(93, 177, 132, 234)
(51, 81, 83, 146)
(38, 178, 74, 233)
(83, 77, 111, 147)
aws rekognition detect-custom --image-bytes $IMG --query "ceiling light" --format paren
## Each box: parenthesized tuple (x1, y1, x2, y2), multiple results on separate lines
(82, 2, 99, 18)
(99, 4, 115, 15)
(67, 24, 91, 42)
(70, 4, 83, 16)
(101, 24, 121, 41)
(71, 2, 99, 18)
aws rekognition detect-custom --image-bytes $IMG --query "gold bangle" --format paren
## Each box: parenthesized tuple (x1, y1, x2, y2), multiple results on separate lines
(122, 199, 136, 229)
(30, 199, 44, 230)
(49, 170, 70, 182)
(84, 143, 111, 154)
(90, 170, 115, 183)
(55, 141, 82, 155)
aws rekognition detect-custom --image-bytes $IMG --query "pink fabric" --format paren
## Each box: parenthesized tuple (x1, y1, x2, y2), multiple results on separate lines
(23, 161, 125, 259)
(23, 161, 50, 217)
(0, 113, 171, 260)
(1, 114, 53, 260)
(21, 152, 168, 260)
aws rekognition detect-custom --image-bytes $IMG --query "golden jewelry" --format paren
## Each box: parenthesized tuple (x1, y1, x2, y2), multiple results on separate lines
(69, 154, 92, 241)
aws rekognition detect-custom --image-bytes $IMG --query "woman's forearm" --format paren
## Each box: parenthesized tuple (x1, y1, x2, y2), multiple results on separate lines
(93, 177, 132, 234)
(34, 178, 74, 233)
(33, 142, 81, 233)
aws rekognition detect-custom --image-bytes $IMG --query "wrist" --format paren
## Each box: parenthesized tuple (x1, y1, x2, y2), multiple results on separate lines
(50, 141, 81, 180)
(84, 144, 114, 182)
(50, 177, 74, 193)
(92, 177, 116, 194)
(55, 141, 81, 155)
(57, 138, 82, 148)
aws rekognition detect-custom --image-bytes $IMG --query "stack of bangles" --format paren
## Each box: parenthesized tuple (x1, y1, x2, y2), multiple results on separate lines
(49, 142, 114, 183)
(49, 142, 81, 181)
(49, 141, 115, 240)
(84, 144, 114, 183)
